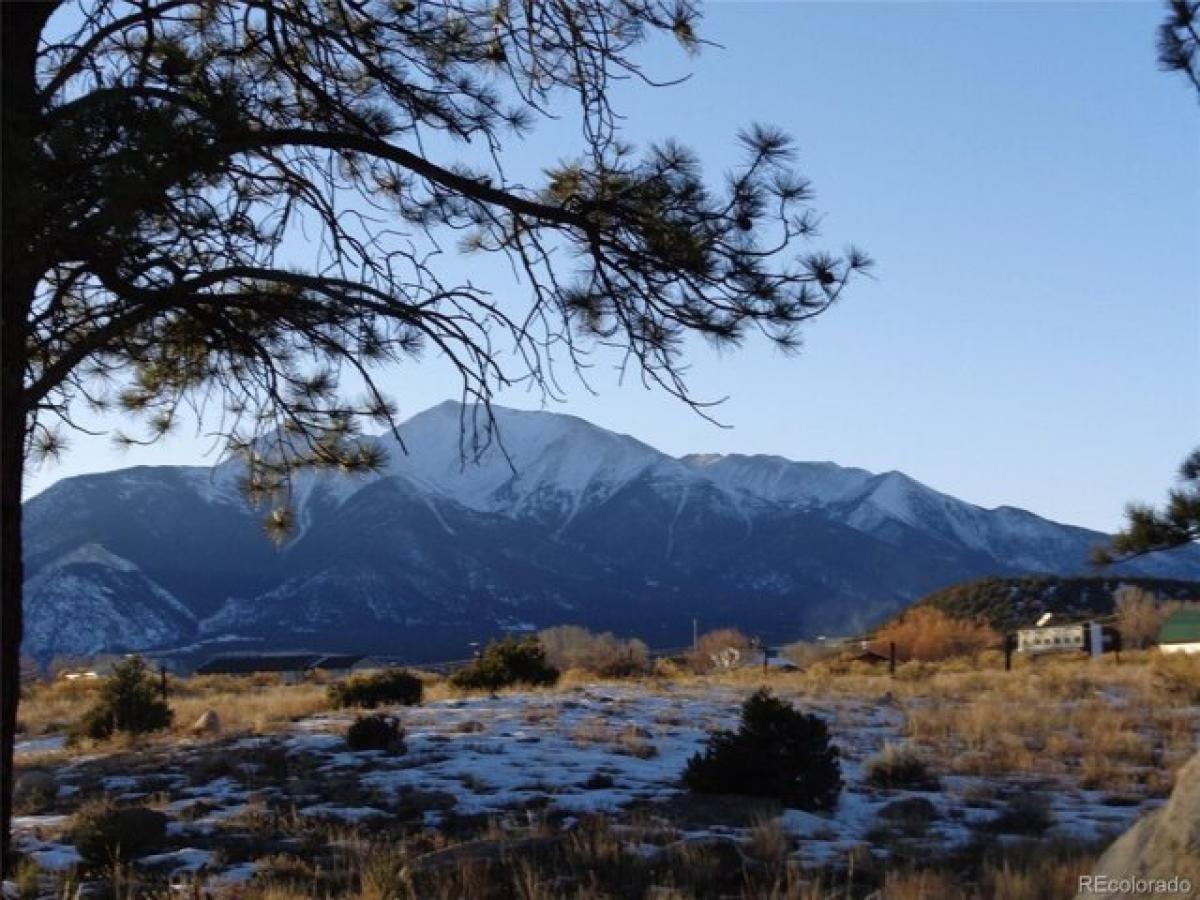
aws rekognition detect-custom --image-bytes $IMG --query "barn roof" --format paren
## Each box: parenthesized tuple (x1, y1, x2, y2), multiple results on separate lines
(195, 653, 321, 675)
(1159, 609, 1200, 645)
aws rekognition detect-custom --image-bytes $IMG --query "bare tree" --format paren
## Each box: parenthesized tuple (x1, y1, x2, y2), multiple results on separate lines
(1114, 586, 1178, 649)
(0, 1, 870, 867)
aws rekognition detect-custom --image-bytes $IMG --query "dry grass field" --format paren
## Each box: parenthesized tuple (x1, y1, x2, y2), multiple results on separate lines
(10, 649, 1199, 899)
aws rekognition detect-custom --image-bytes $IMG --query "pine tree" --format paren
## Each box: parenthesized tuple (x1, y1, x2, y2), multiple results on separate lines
(76, 656, 173, 741)
(0, 2, 872, 868)
(1097, 2, 1198, 566)
(1096, 449, 1200, 564)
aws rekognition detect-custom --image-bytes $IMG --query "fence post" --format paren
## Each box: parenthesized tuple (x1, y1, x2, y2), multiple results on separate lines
(1004, 634, 1014, 672)
(159, 664, 168, 701)
(889, 641, 896, 677)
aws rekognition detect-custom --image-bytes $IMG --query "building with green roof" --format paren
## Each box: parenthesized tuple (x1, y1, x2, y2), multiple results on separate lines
(1158, 608, 1200, 654)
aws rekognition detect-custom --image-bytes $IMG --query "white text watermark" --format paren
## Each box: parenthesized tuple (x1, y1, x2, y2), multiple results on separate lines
(1078, 875, 1193, 896)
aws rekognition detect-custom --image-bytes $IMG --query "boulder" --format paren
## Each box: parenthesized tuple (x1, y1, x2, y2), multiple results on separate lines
(1076, 750, 1200, 899)
(190, 710, 221, 735)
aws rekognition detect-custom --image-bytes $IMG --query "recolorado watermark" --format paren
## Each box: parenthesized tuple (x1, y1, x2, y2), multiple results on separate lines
(1078, 875, 1193, 896)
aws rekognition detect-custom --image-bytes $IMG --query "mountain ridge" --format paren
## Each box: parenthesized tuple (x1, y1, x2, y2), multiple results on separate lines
(20, 402, 1200, 664)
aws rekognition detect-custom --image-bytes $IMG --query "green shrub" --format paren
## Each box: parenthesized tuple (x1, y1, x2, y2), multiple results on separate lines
(328, 668, 423, 708)
(449, 637, 559, 690)
(70, 800, 168, 866)
(347, 714, 405, 753)
(985, 794, 1055, 835)
(72, 656, 172, 741)
(682, 689, 841, 811)
(863, 743, 939, 790)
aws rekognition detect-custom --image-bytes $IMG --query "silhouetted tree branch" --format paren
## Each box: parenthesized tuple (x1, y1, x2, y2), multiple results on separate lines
(1158, 0, 1200, 98)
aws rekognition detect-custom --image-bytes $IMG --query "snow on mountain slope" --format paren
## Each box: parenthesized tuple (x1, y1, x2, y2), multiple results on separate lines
(387, 402, 683, 521)
(834, 471, 1100, 569)
(680, 456, 1133, 576)
(842, 471, 992, 543)
(24, 544, 197, 659)
(681, 453, 874, 509)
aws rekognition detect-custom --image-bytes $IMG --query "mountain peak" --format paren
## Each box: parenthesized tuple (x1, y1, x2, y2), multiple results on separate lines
(389, 402, 670, 515)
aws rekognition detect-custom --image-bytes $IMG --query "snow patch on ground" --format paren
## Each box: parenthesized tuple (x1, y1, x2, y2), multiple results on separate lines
(10, 682, 1166, 889)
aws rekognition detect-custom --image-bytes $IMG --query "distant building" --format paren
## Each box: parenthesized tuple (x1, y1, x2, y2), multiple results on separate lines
(55, 656, 122, 681)
(1158, 609, 1200, 655)
(194, 652, 381, 681)
(194, 652, 322, 683)
(1018, 623, 1085, 654)
(309, 654, 379, 677)
(1017, 620, 1119, 655)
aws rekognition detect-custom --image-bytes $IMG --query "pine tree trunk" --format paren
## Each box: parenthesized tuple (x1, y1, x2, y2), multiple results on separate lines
(0, 380, 24, 878)
(1, 3, 52, 876)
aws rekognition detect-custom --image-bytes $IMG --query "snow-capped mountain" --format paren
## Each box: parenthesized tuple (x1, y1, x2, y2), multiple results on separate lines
(23, 544, 197, 661)
(20, 401, 1200, 663)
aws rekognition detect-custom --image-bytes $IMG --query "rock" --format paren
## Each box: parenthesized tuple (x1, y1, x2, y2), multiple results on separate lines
(190, 710, 221, 735)
(14, 770, 57, 808)
(1076, 750, 1200, 899)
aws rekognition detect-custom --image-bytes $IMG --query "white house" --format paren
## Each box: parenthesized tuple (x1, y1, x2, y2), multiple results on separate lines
(1158, 609, 1200, 655)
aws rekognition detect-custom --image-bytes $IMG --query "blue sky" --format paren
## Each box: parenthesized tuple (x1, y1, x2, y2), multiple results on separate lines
(28, 1, 1199, 533)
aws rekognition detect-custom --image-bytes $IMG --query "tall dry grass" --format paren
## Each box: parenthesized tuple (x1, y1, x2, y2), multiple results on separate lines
(168, 681, 329, 734)
(18, 672, 330, 747)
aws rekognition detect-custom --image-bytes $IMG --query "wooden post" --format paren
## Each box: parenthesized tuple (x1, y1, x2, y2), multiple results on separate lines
(889, 641, 896, 677)
(159, 665, 168, 701)
(1004, 634, 1014, 672)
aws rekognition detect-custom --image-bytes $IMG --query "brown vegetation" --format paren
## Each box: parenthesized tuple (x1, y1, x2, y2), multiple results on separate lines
(689, 628, 754, 674)
(1114, 586, 1183, 649)
(872, 607, 1000, 662)
(537, 626, 651, 678)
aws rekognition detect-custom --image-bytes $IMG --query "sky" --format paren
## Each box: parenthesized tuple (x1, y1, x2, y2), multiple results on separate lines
(26, 1, 1200, 533)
